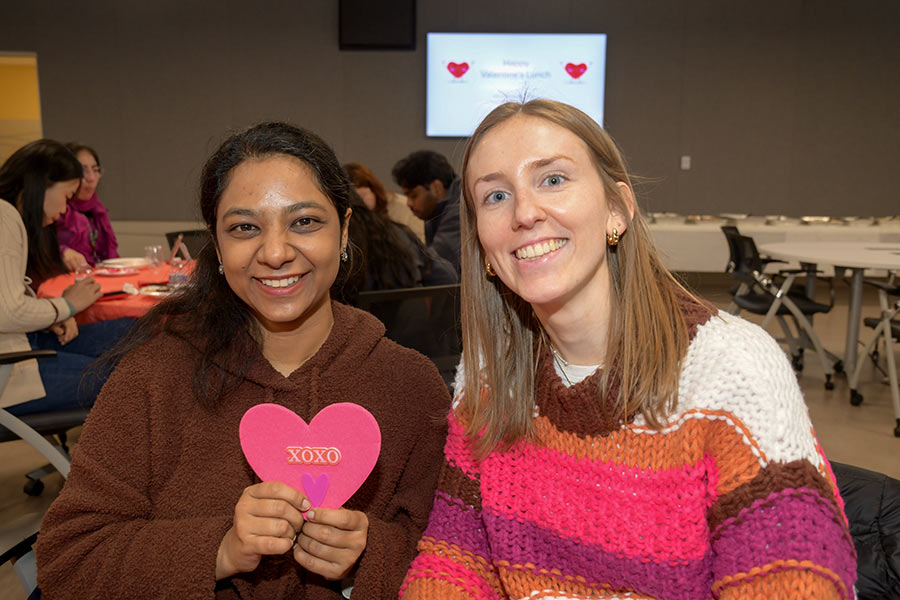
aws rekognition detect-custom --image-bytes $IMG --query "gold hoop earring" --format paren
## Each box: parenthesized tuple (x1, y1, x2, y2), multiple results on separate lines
(607, 228, 620, 247)
(485, 259, 496, 277)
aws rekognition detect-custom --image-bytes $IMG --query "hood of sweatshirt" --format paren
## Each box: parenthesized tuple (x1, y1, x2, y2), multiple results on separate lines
(177, 301, 388, 417)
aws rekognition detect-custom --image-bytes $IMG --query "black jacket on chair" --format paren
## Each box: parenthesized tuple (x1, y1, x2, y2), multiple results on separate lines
(833, 462, 900, 599)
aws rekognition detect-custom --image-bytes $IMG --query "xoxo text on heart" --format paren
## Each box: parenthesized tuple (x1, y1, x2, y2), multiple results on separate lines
(286, 446, 342, 466)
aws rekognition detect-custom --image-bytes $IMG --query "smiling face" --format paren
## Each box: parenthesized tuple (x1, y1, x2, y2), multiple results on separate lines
(467, 114, 630, 314)
(215, 155, 349, 334)
(75, 150, 102, 200)
(44, 179, 80, 225)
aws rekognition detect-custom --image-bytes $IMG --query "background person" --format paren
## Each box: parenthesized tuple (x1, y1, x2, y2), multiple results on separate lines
(37, 122, 450, 599)
(0, 139, 132, 416)
(400, 100, 856, 599)
(334, 187, 456, 304)
(344, 161, 424, 241)
(56, 143, 119, 270)
(391, 150, 460, 271)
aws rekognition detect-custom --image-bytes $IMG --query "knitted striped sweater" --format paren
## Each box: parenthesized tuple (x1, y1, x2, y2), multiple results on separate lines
(400, 307, 857, 599)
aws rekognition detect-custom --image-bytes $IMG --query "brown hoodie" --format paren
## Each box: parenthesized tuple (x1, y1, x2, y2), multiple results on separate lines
(37, 302, 451, 599)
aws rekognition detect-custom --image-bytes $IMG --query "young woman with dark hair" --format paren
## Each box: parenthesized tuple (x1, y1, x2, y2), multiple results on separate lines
(56, 143, 119, 269)
(37, 122, 450, 599)
(335, 188, 456, 304)
(401, 100, 857, 599)
(0, 139, 132, 416)
(344, 161, 424, 240)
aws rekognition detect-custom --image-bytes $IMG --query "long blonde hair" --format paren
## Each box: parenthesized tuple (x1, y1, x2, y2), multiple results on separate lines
(459, 99, 698, 459)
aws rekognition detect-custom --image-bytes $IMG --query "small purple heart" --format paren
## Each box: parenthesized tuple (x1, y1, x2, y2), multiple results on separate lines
(301, 473, 330, 507)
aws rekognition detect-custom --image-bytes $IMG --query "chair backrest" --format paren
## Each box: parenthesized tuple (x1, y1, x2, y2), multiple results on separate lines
(165, 229, 211, 259)
(832, 461, 900, 599)
(720, 225, 741, 273)
(721, 231, 767, 285)
(355, 284, 461, 388)
(733, 234, 766, 275)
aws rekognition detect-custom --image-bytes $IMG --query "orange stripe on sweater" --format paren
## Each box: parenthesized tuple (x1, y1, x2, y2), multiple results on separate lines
(712, 559, 848, 599)
(716, 569, 846, 600)
(494, 560, 639, 597)
(533, 409, 764, 494)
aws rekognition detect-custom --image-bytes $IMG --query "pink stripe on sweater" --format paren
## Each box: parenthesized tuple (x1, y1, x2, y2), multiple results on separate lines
(479, 444, 719, 561)
(444, 414, 481, 479)
(403, 553, 501, 599)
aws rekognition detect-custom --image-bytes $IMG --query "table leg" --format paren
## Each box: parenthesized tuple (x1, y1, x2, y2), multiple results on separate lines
(844, 268, 864, 376)
(801, 262, 817, 299)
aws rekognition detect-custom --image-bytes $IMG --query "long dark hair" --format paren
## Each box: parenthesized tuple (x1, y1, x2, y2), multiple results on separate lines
(0, 139, 81, 284)
(334, 188, 427, 304)
(64, 142, 101, 169)
(101, 122, 353, 406)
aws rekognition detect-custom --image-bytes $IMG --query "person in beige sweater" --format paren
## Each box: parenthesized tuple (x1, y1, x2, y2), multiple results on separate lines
(0, 139, 131, 414)
(37, 122, 450, 599)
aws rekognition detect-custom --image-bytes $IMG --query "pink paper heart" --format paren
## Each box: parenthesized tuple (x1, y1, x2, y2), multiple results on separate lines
(239, 403, 381, 509)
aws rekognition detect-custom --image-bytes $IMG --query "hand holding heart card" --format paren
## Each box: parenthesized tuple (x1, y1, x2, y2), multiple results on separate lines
(239, 403, 381, 510)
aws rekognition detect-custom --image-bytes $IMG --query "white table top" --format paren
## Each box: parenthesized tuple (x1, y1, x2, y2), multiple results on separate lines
(758, 241, 900, 271)
(645, 217, 900, 272)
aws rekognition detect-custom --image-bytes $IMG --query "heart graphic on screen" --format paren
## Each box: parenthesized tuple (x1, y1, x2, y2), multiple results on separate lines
(447, 62, 470, 78)
(565, 63, 587, 79)
(239, 403, 381, 510)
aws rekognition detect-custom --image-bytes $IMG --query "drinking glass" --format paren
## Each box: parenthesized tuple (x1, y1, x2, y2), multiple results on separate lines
(144, 245, 164, 267)
(74, 265, 94, 281)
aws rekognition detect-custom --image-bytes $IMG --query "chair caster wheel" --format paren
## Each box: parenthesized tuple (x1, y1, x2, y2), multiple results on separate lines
(895, 420, 900, 438)
(791, 355, 804, 371)
(833, 360, 844, 374)
(850, 390, 863, 406)
(24, 479, 44, 496)
(824, 379, 834, 391)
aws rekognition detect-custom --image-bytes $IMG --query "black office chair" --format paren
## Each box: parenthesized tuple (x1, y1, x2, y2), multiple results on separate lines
(722, 231, 841, 389)
(848, 276, 900, 437)
(720, 225, 789, 309)
(0, 350, 85, 495)
(355, 284, 461, 390)
(832, 462, 900, 598)
(165, 229, 211, 260)
(1, 350, 84, 598)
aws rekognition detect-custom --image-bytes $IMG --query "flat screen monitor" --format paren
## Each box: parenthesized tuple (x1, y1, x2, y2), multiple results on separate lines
(426, 33, 607, 137)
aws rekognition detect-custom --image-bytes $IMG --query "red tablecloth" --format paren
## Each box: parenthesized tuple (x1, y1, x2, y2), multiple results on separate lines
(37, 263, 186, 324)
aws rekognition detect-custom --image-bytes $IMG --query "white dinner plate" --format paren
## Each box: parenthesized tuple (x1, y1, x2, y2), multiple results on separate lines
(94, 268, 139, 277)
(99, 257, 151, 268)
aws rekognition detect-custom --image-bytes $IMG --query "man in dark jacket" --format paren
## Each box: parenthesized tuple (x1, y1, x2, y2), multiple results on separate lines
(392, 150, 460, 272)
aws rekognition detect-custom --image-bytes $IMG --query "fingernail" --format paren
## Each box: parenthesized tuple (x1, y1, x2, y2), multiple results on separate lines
(300, 498, 310, 511)
(306, 510, 315, 521)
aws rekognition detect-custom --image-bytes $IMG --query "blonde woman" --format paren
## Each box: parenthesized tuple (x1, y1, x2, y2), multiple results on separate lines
(400, 100, 856, 599)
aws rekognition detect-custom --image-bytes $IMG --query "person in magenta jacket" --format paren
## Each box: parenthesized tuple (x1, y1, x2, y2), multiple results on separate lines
(55, 143, 119, 269)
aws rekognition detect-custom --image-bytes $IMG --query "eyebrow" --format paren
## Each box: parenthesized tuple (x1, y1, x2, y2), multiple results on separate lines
(221, 201, 325, 219)
(472, 155, 574, 186)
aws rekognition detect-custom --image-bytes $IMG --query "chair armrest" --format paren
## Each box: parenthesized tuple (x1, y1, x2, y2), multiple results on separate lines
(777, 268, 825, 276)
(863, 279, 900, 295)
(0, 350, 57, 366)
